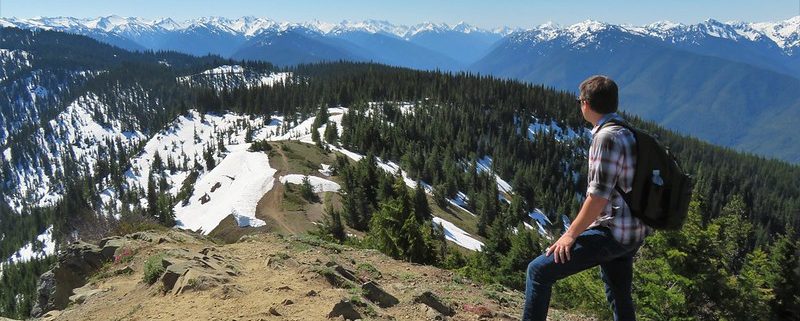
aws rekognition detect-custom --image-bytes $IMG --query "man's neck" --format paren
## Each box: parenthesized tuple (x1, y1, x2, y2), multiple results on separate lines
(587, 113, 604, 127)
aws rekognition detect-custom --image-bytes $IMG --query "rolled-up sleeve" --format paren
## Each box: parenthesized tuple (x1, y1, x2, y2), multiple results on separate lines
(587, 131, 623, 201)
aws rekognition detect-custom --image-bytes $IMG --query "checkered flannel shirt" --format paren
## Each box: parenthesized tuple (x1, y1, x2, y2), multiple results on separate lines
(586, 113, 652, 245)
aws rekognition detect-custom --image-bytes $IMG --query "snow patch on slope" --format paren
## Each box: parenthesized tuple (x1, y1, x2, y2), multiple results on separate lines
(432, 217, 484, 251)
(280, 174, 341, 193)
(5, 226, 55, 264)
(174, 144, 273, 234)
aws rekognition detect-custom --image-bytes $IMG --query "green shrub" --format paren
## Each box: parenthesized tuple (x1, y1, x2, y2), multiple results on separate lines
(143, 253, 165, 284)
(248, 140, 272, 152)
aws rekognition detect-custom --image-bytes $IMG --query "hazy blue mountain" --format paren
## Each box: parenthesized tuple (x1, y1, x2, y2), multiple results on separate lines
(231, 27, 365, 66)
(471, 21, 800, 162)
(405, 22, 505, 64)
(331, 30, 464, 70)
(154, 25, 247, 57)
(632, 19, 800, 77)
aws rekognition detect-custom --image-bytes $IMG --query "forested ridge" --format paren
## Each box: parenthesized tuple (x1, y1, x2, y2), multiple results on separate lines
(1, 28, 798, 319)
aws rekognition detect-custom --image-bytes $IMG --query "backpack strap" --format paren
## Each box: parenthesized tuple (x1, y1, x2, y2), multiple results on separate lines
(597, 118, 635, 207)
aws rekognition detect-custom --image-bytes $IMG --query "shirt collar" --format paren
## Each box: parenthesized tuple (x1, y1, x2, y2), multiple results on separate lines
(591, 113, 622, 135)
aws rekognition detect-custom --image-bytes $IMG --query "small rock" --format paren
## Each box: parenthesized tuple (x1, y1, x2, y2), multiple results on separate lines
(268, 306, 281, 316)
(362, 281, 399, 308)
(114, 266, 134, 275)
(68, 287, 105, 305)
(281, 299, 294, 305)
(333, 265, 358, 282)
(327, 300, 362, 320)
(160, 262, 189, 292)
(413, 291, 455, 317)
(425, 306, 444, 320)
(305, 290, 318, 297)
(214, 284, 245, 300)
(276, 286, 293, 291)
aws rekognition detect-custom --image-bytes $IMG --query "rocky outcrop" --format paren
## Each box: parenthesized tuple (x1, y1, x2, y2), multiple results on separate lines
(31, 241, 109, 317)
(157, 248, 238, 295)
(31, 232, 174, 317)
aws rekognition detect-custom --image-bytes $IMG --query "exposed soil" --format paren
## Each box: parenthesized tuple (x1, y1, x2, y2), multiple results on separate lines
(39, 230, 592, 321)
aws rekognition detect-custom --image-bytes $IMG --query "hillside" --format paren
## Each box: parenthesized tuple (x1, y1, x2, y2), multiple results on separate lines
(23, 229, 591, 321)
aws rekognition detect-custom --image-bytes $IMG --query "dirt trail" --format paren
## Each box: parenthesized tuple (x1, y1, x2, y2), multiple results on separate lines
(255, 146, 292, 233)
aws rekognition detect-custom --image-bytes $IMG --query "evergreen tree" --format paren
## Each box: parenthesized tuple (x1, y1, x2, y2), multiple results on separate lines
(324, 121, 339, 145)
(768, 231, 800, 320)
(146, 171, 157, 219)
(412, 183, 431, 222)
(320, 205, 346, 242)
(300, 176, 318, 202)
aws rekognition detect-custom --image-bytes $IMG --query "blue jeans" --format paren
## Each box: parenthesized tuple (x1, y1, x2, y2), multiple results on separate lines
(522, 227, 642, 321)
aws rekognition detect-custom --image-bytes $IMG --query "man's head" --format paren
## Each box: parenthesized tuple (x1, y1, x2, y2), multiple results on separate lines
(578, 75, 618, 115)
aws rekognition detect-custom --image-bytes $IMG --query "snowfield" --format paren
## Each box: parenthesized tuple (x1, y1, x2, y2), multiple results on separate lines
(432, 217, 484, 251)
(280, 174, 341, 193)
(175, 144, 274, 234)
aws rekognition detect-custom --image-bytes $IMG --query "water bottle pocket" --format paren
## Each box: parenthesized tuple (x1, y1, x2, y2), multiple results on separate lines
(644, 182, 665, 221)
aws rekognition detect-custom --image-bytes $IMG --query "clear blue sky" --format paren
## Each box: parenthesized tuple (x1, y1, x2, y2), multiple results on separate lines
(3, 0, 798, 28)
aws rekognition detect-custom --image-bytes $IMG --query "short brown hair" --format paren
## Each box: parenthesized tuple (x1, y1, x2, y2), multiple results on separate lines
(579, 75, 618, 114)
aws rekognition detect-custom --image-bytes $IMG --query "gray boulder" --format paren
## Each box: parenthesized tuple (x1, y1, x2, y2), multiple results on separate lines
(31, 241, 112, 317)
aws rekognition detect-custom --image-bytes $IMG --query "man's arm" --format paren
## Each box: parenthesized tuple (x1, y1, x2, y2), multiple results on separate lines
(545, 193, 609, 263)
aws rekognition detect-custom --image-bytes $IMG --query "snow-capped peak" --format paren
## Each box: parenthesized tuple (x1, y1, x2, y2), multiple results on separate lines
(566, 20, 615, 36)
(2, 15, 510, 40)
(325, 19, 407, 37)
(505, 16, 800, 54)
(405, 21, 452, 37)
(452, 21, 479, 33)
(750, 15, 800, 50)
(153, 17, 182, 31)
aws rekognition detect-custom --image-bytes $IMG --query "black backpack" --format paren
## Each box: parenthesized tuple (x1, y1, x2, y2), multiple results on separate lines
(600, 119, 693, 230)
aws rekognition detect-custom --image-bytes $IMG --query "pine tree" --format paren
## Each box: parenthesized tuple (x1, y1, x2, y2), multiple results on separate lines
(768, 231, 800, 320)
(368, 199, 403, 258)
(318, 205, 346, 242)
(412, 183, 431, 221)
(146, 171, 157, 219)
(300, 176, 317, 202)
(432, 184, 448, 209)
(324, 121, 338, 145)
(401, 214, 428, 263)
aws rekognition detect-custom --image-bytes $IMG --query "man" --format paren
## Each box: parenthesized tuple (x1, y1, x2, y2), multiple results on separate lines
(522, 75, 651, 321)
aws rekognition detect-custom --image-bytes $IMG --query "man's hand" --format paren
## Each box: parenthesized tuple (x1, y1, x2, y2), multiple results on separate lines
(545, 194, 610, 264)
(546, 233, 576, 264)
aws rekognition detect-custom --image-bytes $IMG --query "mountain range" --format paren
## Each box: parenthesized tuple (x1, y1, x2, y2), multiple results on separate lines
(3, 15, 799, 162)
(1, 26, 799, 320)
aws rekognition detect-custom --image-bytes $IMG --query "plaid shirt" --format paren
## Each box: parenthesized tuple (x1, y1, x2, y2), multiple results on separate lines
(587, 113, 652, 245)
